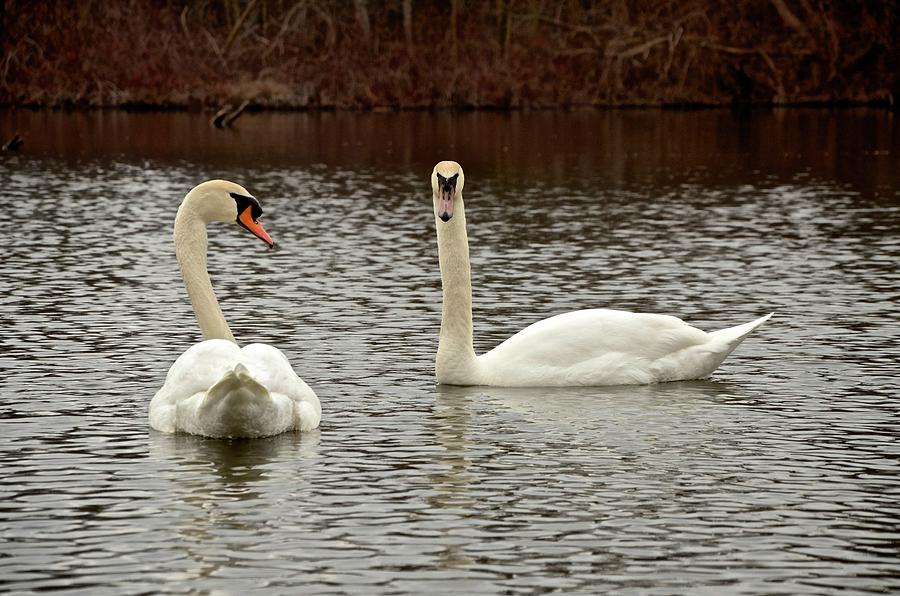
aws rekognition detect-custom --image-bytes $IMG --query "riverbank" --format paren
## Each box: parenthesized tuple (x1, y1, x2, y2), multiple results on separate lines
(3, 1, 897, 110)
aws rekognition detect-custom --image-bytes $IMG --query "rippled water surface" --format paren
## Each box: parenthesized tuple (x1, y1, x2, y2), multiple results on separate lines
(2, 109, 899, 594)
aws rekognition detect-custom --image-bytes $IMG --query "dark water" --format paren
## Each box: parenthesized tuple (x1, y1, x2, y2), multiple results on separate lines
(1, 108, 899, 594)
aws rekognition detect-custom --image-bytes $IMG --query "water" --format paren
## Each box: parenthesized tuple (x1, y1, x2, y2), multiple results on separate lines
(1, 108, 899, 594)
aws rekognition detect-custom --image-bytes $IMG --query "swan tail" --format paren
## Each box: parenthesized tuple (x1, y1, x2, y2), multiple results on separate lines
(195, 364, 278, 438)
(672, 313, 772, 381)
(708, 312, 773, 352)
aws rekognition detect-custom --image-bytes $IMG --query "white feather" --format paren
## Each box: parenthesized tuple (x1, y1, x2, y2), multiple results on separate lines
(149, 181, 320, 438)
(430, 161, 771, 387)
(150, 340, 320, 438)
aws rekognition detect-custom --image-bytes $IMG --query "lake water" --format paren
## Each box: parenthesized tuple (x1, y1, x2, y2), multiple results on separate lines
(1, 108, 899, 594)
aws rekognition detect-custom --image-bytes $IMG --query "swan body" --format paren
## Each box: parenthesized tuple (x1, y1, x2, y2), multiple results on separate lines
(150, 340, 320, 438)
(431, 161, 771, 387)
(149, 180, 320, 438)
(456, 309, 770, 386)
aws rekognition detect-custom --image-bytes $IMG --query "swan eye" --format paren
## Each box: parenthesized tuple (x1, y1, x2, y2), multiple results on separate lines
(230, 192, 263, 222)
(435, 172, 458, 189)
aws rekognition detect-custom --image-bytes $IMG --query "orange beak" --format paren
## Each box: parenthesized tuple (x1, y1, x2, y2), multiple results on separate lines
(238, 207, 274, 248)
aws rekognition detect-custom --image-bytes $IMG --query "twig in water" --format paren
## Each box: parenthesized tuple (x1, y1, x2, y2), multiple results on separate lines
(224, 100, 249, 127)
(3, 133, 24, 151)
(211, 100, 249, 129)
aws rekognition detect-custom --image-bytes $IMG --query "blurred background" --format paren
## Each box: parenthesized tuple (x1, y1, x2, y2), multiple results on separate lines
(2, 0, 898, 109)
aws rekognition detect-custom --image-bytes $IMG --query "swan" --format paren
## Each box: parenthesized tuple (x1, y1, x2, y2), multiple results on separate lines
(149, 180, 320, 438)
(430, 161, 771, 387)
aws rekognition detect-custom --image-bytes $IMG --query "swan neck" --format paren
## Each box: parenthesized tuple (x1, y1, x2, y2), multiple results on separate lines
(436, 200, 476, 369)
(174, 203, 236, 343)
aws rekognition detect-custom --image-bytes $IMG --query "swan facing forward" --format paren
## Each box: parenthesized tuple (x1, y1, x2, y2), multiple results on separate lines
(431, 161, 771, 387)
(149, 180, 320, 438)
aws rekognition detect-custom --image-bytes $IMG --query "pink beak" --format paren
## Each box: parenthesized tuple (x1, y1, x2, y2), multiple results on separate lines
(438, 187, 454, 222)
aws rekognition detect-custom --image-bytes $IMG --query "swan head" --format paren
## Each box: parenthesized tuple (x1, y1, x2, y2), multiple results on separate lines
(431, 161, 465, 223)
(184, 180, 274, 248)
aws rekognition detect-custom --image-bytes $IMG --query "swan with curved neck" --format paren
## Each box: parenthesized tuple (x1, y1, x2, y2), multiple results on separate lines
(431, 161, 771, 387)
(150, 180, 320, 437)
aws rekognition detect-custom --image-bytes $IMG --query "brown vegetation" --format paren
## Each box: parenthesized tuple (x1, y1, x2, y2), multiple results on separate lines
(2, 0, 897, 109)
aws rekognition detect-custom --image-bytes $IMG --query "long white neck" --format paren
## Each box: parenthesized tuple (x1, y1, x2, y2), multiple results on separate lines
(173, 202, 236, 343)
(435, 196, 478, 382)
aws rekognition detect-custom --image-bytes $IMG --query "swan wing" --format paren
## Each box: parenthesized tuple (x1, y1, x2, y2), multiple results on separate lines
(241, 343, 321, 429)
(478, 309, 756, 386)
(149, 339, 320, 436)
(150, 339, 242, 432)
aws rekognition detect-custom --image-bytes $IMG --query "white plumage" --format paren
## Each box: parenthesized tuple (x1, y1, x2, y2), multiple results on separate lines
(476, 309, 771, 386)
(149, 180, 320, 438)
(150, 340, 320, 438)
(430, 161, 771, 387)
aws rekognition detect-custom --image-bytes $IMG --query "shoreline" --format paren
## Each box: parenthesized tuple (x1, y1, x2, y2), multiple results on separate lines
(2, 100, 896, 113)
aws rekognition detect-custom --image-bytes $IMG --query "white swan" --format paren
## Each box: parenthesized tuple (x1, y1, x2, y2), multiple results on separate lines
(431, 161, 771, 387)
(149, 180, 320, 438)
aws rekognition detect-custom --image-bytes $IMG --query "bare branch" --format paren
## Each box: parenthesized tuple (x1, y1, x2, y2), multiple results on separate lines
(613, 36, 669, 60)
(757, 49, 786, 101)
(223, 0, 260, 56)
(180, 6, 190, 38)
(769, 0, 810, 37)
(403, 0, 412, 45)
(353, 0, 371, 43)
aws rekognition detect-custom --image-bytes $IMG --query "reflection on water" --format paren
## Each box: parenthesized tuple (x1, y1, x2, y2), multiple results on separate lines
(150, 431, 322, 490)
(445, 380, 740, 432)
(148, 432, 321, 584)
(2, 108, 897, 196)
(1, 108, 899, 594)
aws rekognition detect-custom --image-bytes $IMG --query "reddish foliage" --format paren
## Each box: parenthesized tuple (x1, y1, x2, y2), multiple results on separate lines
(1, 0, 897, 109)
